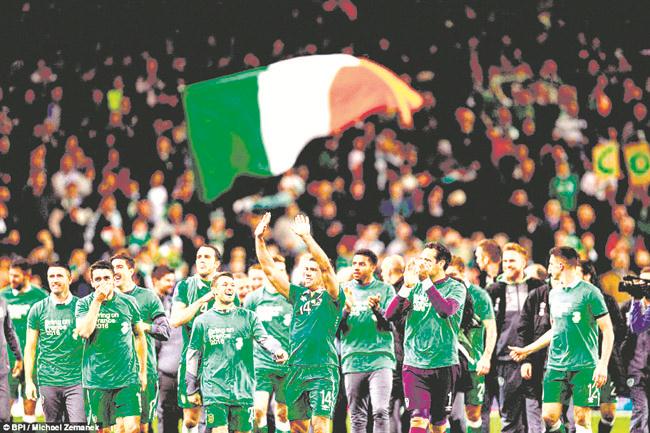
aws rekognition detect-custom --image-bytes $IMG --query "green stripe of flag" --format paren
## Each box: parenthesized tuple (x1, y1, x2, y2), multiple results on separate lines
(182, 67, 271, 202)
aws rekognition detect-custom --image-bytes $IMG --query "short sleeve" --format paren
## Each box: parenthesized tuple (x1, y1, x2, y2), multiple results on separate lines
(288, 284, 301, 305)
(188, 319, 204, 351)
(588, 286, 609, 319)
(149, 293, 166, 320)
(75, 297, 90, 318)
(477, 289, 495, 320)
(172, 280, 189, 305)
(27, 301, 41, 330)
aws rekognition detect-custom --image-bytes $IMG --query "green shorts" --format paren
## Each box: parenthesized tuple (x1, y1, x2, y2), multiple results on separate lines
(177, 361, 196, 409)
(285, 365, 339, 421)
(255, 368, 287, 404)
(599, 379, 618, 404)
(140, 376, 159, 423)
(543, 368, 601, 408)
(465, 371, 486, 406)
(85, 384, 142, 427)
(205, 403, 253, 431)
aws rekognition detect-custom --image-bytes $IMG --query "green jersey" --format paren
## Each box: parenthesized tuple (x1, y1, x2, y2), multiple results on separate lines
(404, 277, 466, 369)
(123, 286, 166, 379)
(188, 307, 268, 405)
(75, 291, 142, 389)
(288, 284, 345, 368)
(459, 284, 494, 371)
(27, 295, 83, 387)
(0, 286, 48, 365)
(547, 280, 608, 370)
(173, 276, 214, 352)
(243, 287, 291, 371)
(340, 278, 396, 374)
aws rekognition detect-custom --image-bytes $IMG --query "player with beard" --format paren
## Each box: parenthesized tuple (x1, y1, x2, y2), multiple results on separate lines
(509, 247, 614, 433)
(340, 249, 396, 433)
(385, 243, 466, 433)
(255, 213, 344, 433)
(24, 263, 85, 423)
(244, 257, 293, 433)
(111, 253, 170, 433)
(0, 258, 47, 423)
(171, 245, 222, 433)
(486, 242, 543, 433)
(185, 272, 288, 433)
(75, 261, 147, 432)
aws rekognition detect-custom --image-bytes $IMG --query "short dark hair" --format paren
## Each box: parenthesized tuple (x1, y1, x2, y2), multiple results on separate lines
(211, 271, 234, 287)
(152, 265, 174, 281)
(10, 258, 31, 273)
(579, 260, 598, 283)
(47, 262, 71, 275)
(549, 247, 579, 267)
(353, 249, 378, 265)
(477, 239, 502, 263)
(89, 260, 114, 279)
(110, 253, 135, 269)
(198, 244, 222, 262)
(425, 242, 452, 270)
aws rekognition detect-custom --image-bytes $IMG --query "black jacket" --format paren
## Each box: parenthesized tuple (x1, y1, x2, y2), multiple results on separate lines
(602, 292, 628, 394)
(487, 277, 545, 335)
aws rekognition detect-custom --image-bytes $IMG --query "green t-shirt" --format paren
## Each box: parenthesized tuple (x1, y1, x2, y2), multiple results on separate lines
(243, 287, 291, 372)
(75, 291, 142, 389)
(288, 284, 345, 368)
(0, 286, 48, 365)
(172, 276, 214, 354)
(547, 280, 608, 370)
(404, 277, 466, 369)
(460, 284, 495, 371)
(549, 174, 579, 211)
(188, 307, 267, 405)
(123, 286, 166, 379)
(27, 295, 83, 387)
(340, 278, 396, 374)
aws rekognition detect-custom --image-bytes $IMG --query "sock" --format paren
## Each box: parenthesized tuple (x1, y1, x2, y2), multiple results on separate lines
(409, 427, 428, 433)
(598, 418, 614, 433)
(23, 415, 36, 423)
(546, 419, 565, 433)
(576, 425, 591, 433)
(275, 420, 290, 433)
(466, 418, 482, 433)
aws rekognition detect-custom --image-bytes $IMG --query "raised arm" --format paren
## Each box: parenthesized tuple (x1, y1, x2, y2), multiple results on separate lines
(169, 292, 214, 328)
(385, 259, 419, 322)
(291, 214, 338, 299)
(254, 212, 290, 299)
(76, 297, 103, 339)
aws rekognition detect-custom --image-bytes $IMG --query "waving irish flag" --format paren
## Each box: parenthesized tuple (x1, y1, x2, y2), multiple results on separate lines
(182, 54, 424, 202)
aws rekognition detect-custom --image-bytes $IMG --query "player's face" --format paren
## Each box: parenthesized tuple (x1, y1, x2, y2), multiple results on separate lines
(111, 259, 134, 289)
(352, 255, 375, 283)
(155, 273, 176, 295)
(502, 251, 526, 281)
(91, 268, 115, 291)
(547, 255, 563, 280)
(47, 266, 71, 296)
(236, 277, 252, 301)
(419, 248, 442, 277)
(302, 260, 322, 289)
(248, 269, 267, 291)
(8, 267, 28, 290)
(212, 276, 236, 305)
(446, 265, 463, 280)
(196, 246, 219, 279)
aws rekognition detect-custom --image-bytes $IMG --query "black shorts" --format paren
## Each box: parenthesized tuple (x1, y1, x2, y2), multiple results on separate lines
(402, 364, 461, 425)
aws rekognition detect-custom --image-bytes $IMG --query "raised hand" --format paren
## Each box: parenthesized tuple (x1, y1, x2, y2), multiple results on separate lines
(274, 349, 289, 364)
(367, 294, 381, 311)
(403, 259, 421, 288)
(291, 214, 311, 237)
(254, 212, 271, 238)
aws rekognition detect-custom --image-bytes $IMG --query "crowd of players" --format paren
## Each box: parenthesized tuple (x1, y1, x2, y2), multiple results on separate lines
(1, 213, 650, 433)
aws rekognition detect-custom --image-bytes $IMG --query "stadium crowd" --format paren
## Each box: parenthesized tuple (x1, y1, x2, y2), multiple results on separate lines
(1, 0, 649, 432)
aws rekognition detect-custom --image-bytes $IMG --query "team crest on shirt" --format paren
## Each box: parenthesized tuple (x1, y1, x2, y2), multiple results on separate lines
(413, 294, 429, 312)
(121, 322, 130, 335)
